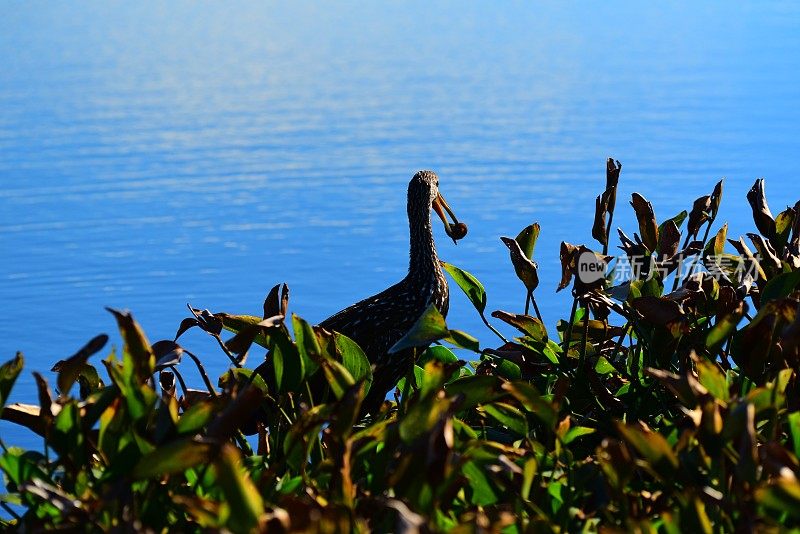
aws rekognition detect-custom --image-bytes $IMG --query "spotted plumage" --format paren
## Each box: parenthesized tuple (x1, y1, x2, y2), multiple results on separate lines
(319, 170, 461, 413)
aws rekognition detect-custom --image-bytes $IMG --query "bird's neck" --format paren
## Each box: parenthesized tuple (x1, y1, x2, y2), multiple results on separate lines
(408, 205, 441, 282)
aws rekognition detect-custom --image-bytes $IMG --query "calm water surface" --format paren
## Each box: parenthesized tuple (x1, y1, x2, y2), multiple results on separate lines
(1, 2, 799, 447)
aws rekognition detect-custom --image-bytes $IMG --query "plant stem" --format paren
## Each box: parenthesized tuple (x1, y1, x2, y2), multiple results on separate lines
(168, 365, 189, 398)
(670, 233, 694, 292)
(603, 204, 615, 257)
(530, 293, 545, 324)
(480, 311, 509, 344)
(578, 309, 590, 373)
(212, 333, 243, 368)
(184, 349, 218, 397)
(673, 218, 714, 291)
(562, 298, 579, 354)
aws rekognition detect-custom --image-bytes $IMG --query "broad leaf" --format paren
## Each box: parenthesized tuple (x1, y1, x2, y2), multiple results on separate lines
(441, 262, 488, 313)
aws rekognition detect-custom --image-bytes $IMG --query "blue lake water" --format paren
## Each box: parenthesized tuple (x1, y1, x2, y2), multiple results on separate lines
(1, 1, 799, 449)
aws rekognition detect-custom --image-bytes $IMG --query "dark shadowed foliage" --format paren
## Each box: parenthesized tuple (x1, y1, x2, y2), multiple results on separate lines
(2, 161, 800, 532)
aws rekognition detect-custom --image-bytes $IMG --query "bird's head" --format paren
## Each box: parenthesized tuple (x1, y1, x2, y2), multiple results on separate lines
(408, 170, 467, 244)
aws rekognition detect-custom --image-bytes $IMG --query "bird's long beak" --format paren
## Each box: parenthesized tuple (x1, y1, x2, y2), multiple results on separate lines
(432, 192, 464, 244)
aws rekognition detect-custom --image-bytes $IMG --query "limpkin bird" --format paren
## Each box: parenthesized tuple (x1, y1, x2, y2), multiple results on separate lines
(319, 170, 466, 413)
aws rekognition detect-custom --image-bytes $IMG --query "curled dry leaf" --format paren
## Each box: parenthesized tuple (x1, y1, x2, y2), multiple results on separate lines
(557, 242, 580, 292)
(630, 193, 659, 252)
(687, 195, 712, 239)
(617, 229, 657, 281)
(591, 159, 622, 249)
(747, 178, 776, 240)
(558, 243, 610, 295)
(747, 233, 782, 274)
(51, 333, 108, 396)
(188, 307, 224, 336)
(606, 158, 622, 198)
(657, 220, 681, 260)
(263, 283, 290, 319)
(781, 309, 800, 363)
(592, 192, 611, 248)
(159, 370, 176, 397)
(153, 340, 184, 370)
(174, 317, 200, 341)
(631, 296, 685, 331)
(645, 368, 709, 407)
(659, 240, 703, 278)
(711, 179, 724, 220)
(263, 284, 281, 319)
(224, 314, 285, 361)
(727, 237, 766, 283)
(490, 310, 547, 341)
(617, 229, 648, 261)
(500, 236, 539, 292)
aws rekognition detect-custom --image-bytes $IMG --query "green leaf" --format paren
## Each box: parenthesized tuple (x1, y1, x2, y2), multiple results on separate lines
(444, 329, 480, 352)
(0, 352, 23, 410)
(695, 358, 729, 402)
(51, 402, 86, 465)
(789, 412, 800, 458)
(775, 207, 795, 249)
(176, 402, 216, 435)
(333, 331, 372, 394)
(389, 303, 449, 354)
(486, 356, 521, 380)
(106, 308, 155, 383)
(483, 402, 528, 436)
(502, 381, 557, 429)
(515, 222, 541, 259)
(270, 329, 304, 393)
(419, 346, 459, 366)
(756, 478, 800, 519)
(321, 359, 356, 400)
(659, 210, 688, 233)
(761, 270, 800, 304)
(562, 426, 596, 444)
(615, 422, 678, 470)
(0, 448, 47, 490)
(462, 461, 499, 506)
(445, 375, 501, 411)
(217, 313, 271, 348)
(521, 458, 537, 501)
(594, 356, 616, 375)
(134, 439, 214, 478)
(276, 475, 304, 495)
(292, 314, 319, 377)
(441, 262, 487, 314)
(218, 367, 269, 394)
(215, 444, 264, 533)
(283, 404, 330, 471)
(703, 223, 728, 258)
(399, 396, 450, 443)
(76, 365, 105, 398)
(706, 308, 744, 351)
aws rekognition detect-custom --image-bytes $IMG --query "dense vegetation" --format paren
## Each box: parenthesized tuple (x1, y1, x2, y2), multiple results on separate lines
(2, 160, 800, 532)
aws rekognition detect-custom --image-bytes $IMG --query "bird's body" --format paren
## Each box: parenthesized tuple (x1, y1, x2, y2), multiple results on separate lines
(318, 170, 463, 412)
